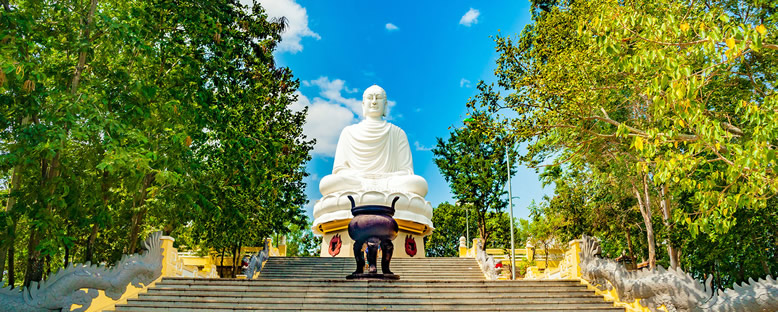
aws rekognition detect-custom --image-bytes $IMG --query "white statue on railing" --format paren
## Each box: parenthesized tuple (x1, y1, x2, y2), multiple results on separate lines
(313, 85, 433, 240)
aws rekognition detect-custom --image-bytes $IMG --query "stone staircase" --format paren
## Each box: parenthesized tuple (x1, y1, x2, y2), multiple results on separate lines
(259, 257, 487, 280)
(114, 257, 623, 311)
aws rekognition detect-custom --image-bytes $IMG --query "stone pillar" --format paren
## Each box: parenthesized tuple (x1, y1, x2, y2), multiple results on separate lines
(160, 236, 176, 277)
(279, 236, 287, 256)
(459, 236, 468, 257)
(567, 239, 582, 278)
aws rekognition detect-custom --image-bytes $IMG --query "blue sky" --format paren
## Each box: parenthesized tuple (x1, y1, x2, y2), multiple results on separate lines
(254, 0, 553, 222)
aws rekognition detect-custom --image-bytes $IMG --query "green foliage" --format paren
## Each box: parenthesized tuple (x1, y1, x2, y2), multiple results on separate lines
(0, 0, 312, 286)
(424, 202, 477, 257)
(479, 0, 777, 287)
(285, 222, 321, 257)
(433, 103, 517, 250)
(426, 201, 526, 257)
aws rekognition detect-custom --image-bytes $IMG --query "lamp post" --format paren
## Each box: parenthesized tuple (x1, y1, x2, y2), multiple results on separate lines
(506, 147, 516, 280)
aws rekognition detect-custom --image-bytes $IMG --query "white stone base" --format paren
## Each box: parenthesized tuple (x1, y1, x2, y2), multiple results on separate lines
(319, 228, 426, 258)
(312, 190, 433, 236)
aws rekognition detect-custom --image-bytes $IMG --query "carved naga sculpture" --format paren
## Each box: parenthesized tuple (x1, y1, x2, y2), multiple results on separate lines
(579, 234, 778, 312)
(0, 231, 164, 312)
(245, 238, 271, 280)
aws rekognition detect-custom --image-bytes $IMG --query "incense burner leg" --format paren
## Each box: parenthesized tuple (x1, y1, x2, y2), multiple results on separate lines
(366, 237, 380, 274)
(380, 239, 394, 274)
(353, 240, 365, 274)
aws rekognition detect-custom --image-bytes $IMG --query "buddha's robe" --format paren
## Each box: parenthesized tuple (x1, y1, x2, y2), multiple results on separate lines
(319, 120, 428, 197)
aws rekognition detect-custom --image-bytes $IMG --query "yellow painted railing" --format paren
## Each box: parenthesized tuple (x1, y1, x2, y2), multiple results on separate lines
(78, 236, 285, 311)
(458, 237, 661, 311)
(458, 237, 564, 280)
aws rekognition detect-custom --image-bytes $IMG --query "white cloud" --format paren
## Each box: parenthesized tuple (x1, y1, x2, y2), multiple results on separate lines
(385, 23, 399, 31)
(291, 78, 399, 157)
(308, 77, 363, 113)
(460, 78, 472, 88)
(254, 0, 320, 53)
(414, 141, 433, 151)
(459, 8, 480, 26)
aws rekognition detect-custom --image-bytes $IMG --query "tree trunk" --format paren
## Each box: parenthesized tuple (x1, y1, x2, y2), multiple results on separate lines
(25, 154, 60, 287)
(477, 207, 487, 250)
(127, 209, 145, 254)
(236, 241, 243, 276)
(23, 0, 99, 287)
(632, 175, 656, 270)
(63, 243, 70, 268)
(219, 247, 225, 278)
(70, 0, 98, 93)
(625, 229, 635, 266)
(24, 228, 45, 287)
(0, 235, 8, 285)
(0, 167, 22, 281)
(45, 255, 51, 279)
(86, 170, 109, 263)
(7, 244, 14, 287)
(762, 258, 771, 276)
(231, 244, 238, 278)
(659, 184, 679, 268)
(85, 223, 99, 263)
(128, 173, 154, 254)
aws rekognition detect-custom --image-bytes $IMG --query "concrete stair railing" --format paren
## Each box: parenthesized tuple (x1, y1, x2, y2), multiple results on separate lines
(113, 257, 624, 311)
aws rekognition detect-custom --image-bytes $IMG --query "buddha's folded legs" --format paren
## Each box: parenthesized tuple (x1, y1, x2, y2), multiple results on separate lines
(386, 175, 429, 197)
(319, 174, 363, 195)
(320, 174, 429, 197)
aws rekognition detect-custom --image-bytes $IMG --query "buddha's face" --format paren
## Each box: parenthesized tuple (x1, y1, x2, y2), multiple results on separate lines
(362, 85, 387, 119)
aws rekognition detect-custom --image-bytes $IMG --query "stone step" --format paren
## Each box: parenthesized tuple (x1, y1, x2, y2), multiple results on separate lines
(158, 277, 585, 287)
(151, 286, 595, 294)
(262, 262, 480, 266)
(261, 269, 482, 272)
(116, 306, 624, 312)
(130, 296, 610, 305)
(257, 257, 486, 280)
(256, 275, 486, 280)
(114, 257, 623, 312)
(157, 279, 586, 288)
(264, 260, 478, 263)
(147, 289, 601, 298)
(260, 265, 483, 270)
(117, 300, 622, 311)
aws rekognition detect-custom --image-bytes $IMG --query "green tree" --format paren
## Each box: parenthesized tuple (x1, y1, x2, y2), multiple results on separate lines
(285, 222, 321, 257)
(433, 99, 517, 250)
(0, 0, 313, 287)
(424, 202, 477, 257)
(481, 0, 777, 284)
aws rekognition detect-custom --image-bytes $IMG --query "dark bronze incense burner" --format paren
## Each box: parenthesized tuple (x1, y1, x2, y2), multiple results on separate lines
(346, 195, 400, 280)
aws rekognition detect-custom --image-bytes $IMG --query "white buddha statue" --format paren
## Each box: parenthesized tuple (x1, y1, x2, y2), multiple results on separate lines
(319, 85, 428, 197)
(312, 85, 433, 255)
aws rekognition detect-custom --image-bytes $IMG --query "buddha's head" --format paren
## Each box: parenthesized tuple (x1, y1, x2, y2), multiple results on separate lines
(362, 85, 387, 119)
